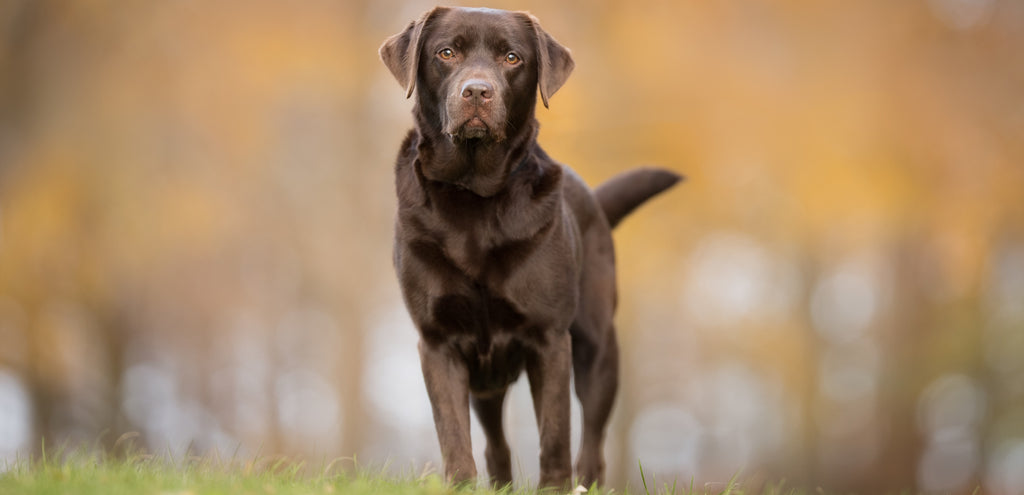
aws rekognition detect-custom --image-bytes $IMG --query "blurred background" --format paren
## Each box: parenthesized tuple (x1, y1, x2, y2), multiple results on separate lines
(1, 0, 1023, 492)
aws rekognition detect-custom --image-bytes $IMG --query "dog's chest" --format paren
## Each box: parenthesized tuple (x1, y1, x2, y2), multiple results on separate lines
(402, 206, 575, 340)
(440, 229, 531, 281)
(413, 185, 559, 285)
(413, 229, 551, 352)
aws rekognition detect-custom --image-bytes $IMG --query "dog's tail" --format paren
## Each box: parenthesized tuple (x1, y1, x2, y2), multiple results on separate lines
(594, 167, 683, 229)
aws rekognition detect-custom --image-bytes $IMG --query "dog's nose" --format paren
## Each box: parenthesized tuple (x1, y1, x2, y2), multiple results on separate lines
(461, 79, 493, 101)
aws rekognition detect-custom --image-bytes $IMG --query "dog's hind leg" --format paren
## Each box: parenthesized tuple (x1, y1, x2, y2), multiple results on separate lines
(471, 390, 513, 487)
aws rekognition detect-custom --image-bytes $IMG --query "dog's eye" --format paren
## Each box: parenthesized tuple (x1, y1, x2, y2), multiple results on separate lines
(505, 52, 520, 65)
(438, 48, 455, 60)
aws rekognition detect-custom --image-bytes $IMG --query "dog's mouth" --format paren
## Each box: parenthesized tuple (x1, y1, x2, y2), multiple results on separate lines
(460, 117, 489, 139)
(444, 97, 507, 142)
(448, 114, 504, 142)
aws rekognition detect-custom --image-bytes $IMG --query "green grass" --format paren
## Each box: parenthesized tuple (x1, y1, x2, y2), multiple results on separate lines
(0, 444, 801, 495)
(1, 448, 457, 495)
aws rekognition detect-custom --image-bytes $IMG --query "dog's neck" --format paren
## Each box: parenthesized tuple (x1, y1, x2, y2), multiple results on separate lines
(413, 108, 538, 198)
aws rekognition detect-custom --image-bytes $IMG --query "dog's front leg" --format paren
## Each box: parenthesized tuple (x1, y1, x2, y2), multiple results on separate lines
(527, 330, 573, 489)
(419, 341, 476, 485)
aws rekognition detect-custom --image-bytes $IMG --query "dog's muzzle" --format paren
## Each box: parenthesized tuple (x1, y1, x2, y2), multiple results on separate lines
(445, 77, 505, 141)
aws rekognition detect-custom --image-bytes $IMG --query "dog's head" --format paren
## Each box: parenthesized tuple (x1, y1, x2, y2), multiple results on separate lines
(380, 7, 574, 143)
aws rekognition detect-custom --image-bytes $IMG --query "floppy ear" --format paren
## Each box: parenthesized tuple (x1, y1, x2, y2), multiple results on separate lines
(525, 14, 574, 108)
(379, 7, 447, 99)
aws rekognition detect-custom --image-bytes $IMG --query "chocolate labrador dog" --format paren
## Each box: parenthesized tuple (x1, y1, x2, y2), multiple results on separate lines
(380, 7, 680, 489)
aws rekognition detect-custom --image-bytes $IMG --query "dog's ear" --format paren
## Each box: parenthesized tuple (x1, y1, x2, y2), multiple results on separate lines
(379, 7, 448, 99)
(524, 13, 574, 109)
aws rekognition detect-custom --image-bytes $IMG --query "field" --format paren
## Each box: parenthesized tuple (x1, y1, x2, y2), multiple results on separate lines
(0, 446, 773, 495)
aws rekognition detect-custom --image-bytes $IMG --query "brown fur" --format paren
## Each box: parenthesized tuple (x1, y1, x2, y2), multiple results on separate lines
(379, 7, 681, 489)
